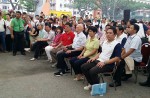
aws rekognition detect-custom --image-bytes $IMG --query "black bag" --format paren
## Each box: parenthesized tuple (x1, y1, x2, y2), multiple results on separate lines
(3, 20, 6, 31)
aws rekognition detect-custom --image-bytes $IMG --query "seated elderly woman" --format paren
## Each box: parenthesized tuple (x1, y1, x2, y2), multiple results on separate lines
(69, 26, 100, 81)
(81, 26, 122, 90)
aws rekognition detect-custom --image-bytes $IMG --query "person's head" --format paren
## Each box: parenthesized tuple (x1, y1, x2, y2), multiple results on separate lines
(106, 26, 117, 41)
(94, 17, 97, 21)
(86, 19, 92, 27)
(39, 16, 44, 22)
(65, 22, 72, 32)
(56, 26, 64, 34)
(127, 19, 137, 27)
(78, 18, 83, 24)
(102, 18, 106, 23)
(116, 25, 124, 36)
(147, 29, 150, 36)
(121, 20, 126, 25)
(128, 24, 139, 35)
(37, 23, 44, 30)
(105, 24, 111, 32)
(85, 15, 89, 19)
(6, 14, 11, 20)
(35, 15, 39, 20)
(16, 11, 21, 19)
(76, 24, 84, 34)
(49, 18, 54, 23)
(45, 22, 51, 32)
(88, 26, 97, 38)
(62, 15, 67, 21)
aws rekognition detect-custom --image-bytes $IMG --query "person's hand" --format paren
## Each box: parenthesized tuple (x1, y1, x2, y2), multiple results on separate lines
(66, 50, 72, 54)
(96, 62, 105, 68)
(87, 58, 96, 63)
(77, 55, 82, 59)
(63, 46, 68, 51)
(11, 34, 14, 39)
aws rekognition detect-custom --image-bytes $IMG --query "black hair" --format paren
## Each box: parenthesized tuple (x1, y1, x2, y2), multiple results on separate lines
(6, 13, 11, 16)
(65, 22, 72, 27)
(107, 26, 117, 35)
(52, 26, 56, 31)
(116, 25, 124, 32)
(88, 26, 97, 33)
(63, 15, 67, 19)
(22, 12, 27, 15)
(132, 24, 139, 33)
(87, 19, 92, 23)
(40, 16, 43, 19)
(56, 26, 63, 34)
(45, 22, 51, 28)
(129, 19, 137, 25)
(16, 11, 21, 15)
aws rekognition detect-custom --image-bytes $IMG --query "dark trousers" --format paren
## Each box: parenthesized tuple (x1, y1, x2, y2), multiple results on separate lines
(13, 31, 25, 53)
(0, 32, 6, 51)
(81, 60, 114, 85)
(32, 41, 48, 59)
(5, 34, 12, 52)
(113, 59, 140, 84)
(57, 50, 81, 71)
(69, 57, 89, 75)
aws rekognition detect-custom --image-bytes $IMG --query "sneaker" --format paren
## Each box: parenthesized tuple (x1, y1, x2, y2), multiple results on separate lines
(54, 71, 65, 77)
(30, 58, 36, 61)
(84, 84, 92, 90)
(51, 62, 57, 68)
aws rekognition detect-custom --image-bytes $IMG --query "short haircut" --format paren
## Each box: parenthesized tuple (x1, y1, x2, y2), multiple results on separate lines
(40, 16, 43, 19)
(63, 15, 67, 19)
(65, 22, 72, 27)
(57, 26, 64, 34)
(108, 26, 117, 35)
(132, 24, 139, 33)
(129, 19, 137, 25)
(88, 26, 97, 33)
(45, 22, 51, 28)
(87, 19, 92, 23)
(6, 13, 11, 16)
(16, 11, 21, 15)
(117, 25, 124, 32)
(22, 12, 27, 15)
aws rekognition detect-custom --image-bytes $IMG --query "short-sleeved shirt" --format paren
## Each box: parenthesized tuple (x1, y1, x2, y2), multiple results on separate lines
(11, 18, 25, 32)
(44, 30, 55, 44)
(124, 34, 142, 62)
(5, 20, 11, 34)
(0, 19, 5, 32)
(61, 31, 75, 46)
(115, 33, 127, 48)
(83, 38, 100, 58)
(38, 29, 47, 39)
(72, 32, 86, 49)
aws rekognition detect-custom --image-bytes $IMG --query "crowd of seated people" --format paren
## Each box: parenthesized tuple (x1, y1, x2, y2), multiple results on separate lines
(1, 11, 150, 93)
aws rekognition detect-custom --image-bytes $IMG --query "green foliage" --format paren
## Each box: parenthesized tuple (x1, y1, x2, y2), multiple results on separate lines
(20, 0, 36, 12)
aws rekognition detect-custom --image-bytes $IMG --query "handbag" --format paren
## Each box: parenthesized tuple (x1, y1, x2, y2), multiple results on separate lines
(91, 83, 107, 96)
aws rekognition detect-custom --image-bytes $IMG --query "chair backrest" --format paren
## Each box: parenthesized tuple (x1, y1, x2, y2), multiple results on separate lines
(141, 43, 150, 64)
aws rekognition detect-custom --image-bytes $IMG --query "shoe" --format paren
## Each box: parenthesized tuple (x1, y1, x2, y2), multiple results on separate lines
(13, 52, 16, 56)
(54, 71, 65, 77)
(30, 58, 36, 61)
(21, 52, 26, 55)
(84, 84, 92, 90)
(51, 62, 57, 68)
(65, 68, 70, 73)
(109, 82, 121, 87)
(139, 81, 150, 87)
(122, 74, 132, 81)
(73, 77, 84, 81)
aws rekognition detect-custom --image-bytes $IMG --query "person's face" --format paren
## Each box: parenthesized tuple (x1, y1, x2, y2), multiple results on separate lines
(63, 18, 67, 21)
(116, 27, 121, 35)
(37, 25, 43, 30)
(146, 29, 150, 35)
(45, 26, 51, 32)
(39, 17, 43, 22)
(65, 25, 71, 32)
(128, 25, 135, 35)
(106, 29, 116, 41)
(36, 16, 39, 20)
(78, 19, 83, 24)
(6, 15, 10, 20)
(88, 30, 95, 38)
(16, 13, 21, 19)
(56, 29, 61, 34)
(105, 26, 110, 32)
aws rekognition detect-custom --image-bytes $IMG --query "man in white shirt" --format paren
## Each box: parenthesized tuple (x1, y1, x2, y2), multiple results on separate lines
(54, 24, 86, 76)
(5, 14, 12, 52)
(0, 12, 6, 52)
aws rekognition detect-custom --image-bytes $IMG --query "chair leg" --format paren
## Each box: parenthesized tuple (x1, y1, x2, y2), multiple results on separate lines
(134, 67, 138, 83)
(111, 74, 116, 90)
(100, 74, 104, 83)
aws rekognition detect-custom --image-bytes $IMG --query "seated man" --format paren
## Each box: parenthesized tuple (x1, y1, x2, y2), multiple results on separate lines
(50, 22, 75, 67)
(30, 23, 55, 60)
(110, 24, 142, 87)
(81, 27, 121, 90)
(54, 24, 87, 76)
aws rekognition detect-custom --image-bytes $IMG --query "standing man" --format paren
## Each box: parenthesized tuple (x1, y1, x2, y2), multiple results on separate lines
(10, 11, 26, 56)
(0, 11, 6, 52)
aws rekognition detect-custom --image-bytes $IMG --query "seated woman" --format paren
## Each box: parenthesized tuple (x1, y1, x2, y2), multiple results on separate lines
(45, 26, 63, 62)
(69, 26, 99, 81)
(81, 26, 121, 90)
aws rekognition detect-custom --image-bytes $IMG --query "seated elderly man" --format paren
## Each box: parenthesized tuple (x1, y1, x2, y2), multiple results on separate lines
(54, 24, 87, 76)
(30, 23, 55, 61)
(110, 24, 142, 87)
(81, 26, 121, 90)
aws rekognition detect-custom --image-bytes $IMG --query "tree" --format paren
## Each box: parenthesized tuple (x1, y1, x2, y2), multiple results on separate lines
(73, 0, 97, 17)
(20, 0, 36, 12)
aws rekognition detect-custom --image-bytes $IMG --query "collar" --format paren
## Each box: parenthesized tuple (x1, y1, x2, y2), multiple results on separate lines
(90, 37, 97, 41)
(130, 34, 136, 38)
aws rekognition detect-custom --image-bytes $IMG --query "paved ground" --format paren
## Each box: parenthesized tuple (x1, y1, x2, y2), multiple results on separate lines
(0, 52, 150, 98)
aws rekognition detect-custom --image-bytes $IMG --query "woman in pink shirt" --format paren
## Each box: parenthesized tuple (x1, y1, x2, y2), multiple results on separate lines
(45, 26, 63, 62)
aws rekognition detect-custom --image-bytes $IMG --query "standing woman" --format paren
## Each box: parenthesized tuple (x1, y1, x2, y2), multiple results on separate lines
(70, 26, 100, 80)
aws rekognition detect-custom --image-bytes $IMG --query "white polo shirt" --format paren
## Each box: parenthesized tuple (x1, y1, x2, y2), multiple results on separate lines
(5, 20, 11, 34)
(124, 34, 142, 62)
(97, 40, 119, 62)
(44, 30, 55, 44)
(116, 33, 127, 44)
(72, 32, 86, 49)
